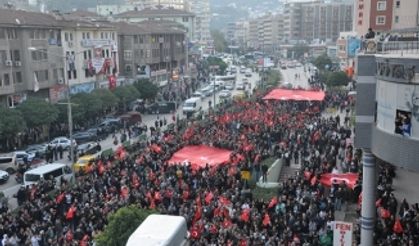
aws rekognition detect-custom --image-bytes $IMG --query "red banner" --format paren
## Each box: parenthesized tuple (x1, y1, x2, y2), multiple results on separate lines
(319, 173, 359, 189)
(167, 145, 232, 170)
(263, 88, 325, 101)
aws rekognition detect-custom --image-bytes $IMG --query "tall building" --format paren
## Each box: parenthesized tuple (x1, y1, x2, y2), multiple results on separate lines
(391, 0, 419, 30)
(248, 19, 261, 49)
(282, 0, 353, 43)
(300, 1, 353, 42)
(187, 0, 211, 43)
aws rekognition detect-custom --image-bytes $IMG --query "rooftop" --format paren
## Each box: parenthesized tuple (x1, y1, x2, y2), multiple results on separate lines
(113, 21, 185, 35)
(0, 8, 61, 27)
(115, 7, 195, 18)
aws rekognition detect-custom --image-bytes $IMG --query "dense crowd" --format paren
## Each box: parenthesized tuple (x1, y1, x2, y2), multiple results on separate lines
(0, 88, 402, 246)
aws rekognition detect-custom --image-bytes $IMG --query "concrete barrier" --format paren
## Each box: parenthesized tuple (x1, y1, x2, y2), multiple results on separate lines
(256, 158, 283, 188)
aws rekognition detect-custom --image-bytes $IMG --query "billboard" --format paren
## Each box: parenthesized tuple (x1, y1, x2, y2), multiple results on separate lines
(346, 38, 361, 58)
(333, 221, 353, 246)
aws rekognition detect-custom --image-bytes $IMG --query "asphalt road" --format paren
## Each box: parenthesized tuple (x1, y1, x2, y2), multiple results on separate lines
(0, 70, 260, 209)
(279, 63, 313, 89)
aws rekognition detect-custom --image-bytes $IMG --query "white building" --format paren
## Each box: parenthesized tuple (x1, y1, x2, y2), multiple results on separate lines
(59, 16, 119, 94)
(187, 0, 211, 43)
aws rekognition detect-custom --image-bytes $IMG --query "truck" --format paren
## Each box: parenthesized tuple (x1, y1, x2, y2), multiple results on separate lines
(126, 215, 188, 246)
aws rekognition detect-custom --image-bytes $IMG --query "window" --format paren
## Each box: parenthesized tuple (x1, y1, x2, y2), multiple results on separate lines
(396, 0, 400, 8)
(134, 35, 139, 44)
(82, 32, 86, 39)
(0, 76, 2, 87)
(182, 17, 189, 22)
(111, 32, 115, 40)
(139, 36, 144, 44)
(13, 50, 20, 61)
(124, 50, 133, 61)
(69, 33, 73, 41)
(376, 16, 386, 25)
(377, 1, 386, 11)
(4, 73, 10, 86)
(13, 72, 22, 84)
(395, 16, 399, 23)
(44, 168, 63, 180)
(0, 29, 5, 39)
(86, 32, 90, 39)
(65, 32, 69, 42)
(101, 32, 104, 39)
(35, 70, 49, 82)
(31, 49, 48, 61)
(7, 29, 17, 39)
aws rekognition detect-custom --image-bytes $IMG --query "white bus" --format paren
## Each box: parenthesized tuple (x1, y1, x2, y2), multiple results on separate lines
(23, 163, 74, 187)
(214, 75, 236, 84)
(126, 215, 188, 246)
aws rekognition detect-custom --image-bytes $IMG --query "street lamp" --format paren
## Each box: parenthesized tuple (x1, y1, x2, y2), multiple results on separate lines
(28, 47, 75, 164)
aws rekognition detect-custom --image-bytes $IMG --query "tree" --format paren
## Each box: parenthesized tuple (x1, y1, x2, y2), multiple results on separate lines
(290, 44, 309, 59)
(326, 71, 350, 88)
(205, 57, 228, 75)
(134, 79, 158, 101)
(0, 107, 26, 140)
(265, 70, 281, 87)
(211, 29, 228, 52)
(92, 89, 119, 113)
(17, 98, 58, 128)
(313, 54, 332, 71)
(113, 85, 141, 111)
(95, 206, 155, 246)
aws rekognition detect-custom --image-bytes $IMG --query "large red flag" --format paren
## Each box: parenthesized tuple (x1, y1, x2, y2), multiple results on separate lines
(268, 197, 278, 208)
(222, 219, 233, 228)
(205, 192, 214, 204)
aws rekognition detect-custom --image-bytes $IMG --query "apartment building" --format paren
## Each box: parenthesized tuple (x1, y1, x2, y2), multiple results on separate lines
(300, 2, 353, 42)
(283, 1, 303, 42)
(114, 7, 195, 40)
(114, 21, 186, 88)
(0, 8, 65, 107)
(126, 0, 187, 10)
(391, 0, 419, 30)
(248, 19, 261, 49)
(187, 0, 211, 43)
(57, 14, 119, 99)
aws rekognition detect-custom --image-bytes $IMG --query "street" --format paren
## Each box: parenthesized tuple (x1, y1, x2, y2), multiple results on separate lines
(0, 70, 260, 209)
(279, 64, 312, 89)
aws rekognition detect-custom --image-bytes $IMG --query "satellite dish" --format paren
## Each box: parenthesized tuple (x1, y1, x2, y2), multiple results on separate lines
(15, 18, 21, 24)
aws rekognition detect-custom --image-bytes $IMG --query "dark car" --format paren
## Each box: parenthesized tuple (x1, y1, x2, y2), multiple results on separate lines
(77, 142, 101, 156)
(97, 119, 122, 133)
(145, 102, 176, 114)
(86, 127, 107, 140)
(72, 132, 98, 144)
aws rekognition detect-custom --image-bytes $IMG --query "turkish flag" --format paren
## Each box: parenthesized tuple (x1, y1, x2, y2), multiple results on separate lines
(219, 196, 232, 207)
(205, 192, 214, 204)
(222, 219, 233, 228)
(375, 198, 382, 207)
(209, 224, 218, 234)
(79, 234, 89, 246)
(66, 205, 77, 220)
(304, 171, 312, 180)
(393, 219, 403, 234)
(56, 192, 65, 204)
(380, 207, 390, 219)
(120, 186, 129, 199)
(132, 174, 140, 188)
(268, 197, 278, 208)
(310, 176, 317, 186)
(190, 227, 201, 239)
(98, 161, 105, 176)
(262, 213, 271, 226)
(240, 208, 251, 222)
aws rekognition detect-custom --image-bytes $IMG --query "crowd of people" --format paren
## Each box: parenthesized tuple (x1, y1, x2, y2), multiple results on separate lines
(0, 86, 413, 246)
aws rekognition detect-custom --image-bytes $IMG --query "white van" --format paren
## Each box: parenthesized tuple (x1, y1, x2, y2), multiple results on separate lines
(23, 163, 74, 187)
(126, 215, 188, 246)
(0, 153, 16, 174)
(182, 97, 202, 115)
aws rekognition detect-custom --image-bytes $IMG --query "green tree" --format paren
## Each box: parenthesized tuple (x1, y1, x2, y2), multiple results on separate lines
(113, 85, 140, 110)
(17, 98, 58, 128)
(326, 71, 350, 88)
(211, 29, 228, 52)
(134, 79, 159, 101)
(290, 44, 309, 59)
(95, 206, 155, 246)
(92, 89, 119, 112)
(205, 57, 228, 75)
(265, 70, 281, 88)
(313, 54, 332, 71)
(0, 107, 26, 140)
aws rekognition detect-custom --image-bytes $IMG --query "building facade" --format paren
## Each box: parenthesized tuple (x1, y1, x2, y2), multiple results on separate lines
(355, 44, 419, 171)
(58, 18, 119, 98)
(114, 21, 186, 88)
(114, 7, 195, 40)
(187, 0, 211, 43)
(0, 8, 65, 107)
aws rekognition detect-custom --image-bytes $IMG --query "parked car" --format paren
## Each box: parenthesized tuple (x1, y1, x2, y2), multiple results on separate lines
(219, 90, 232, 99)
(15, 151, 35, 165)
(192, 91, 205, 99)
(73, 132, 98, 144)
(120, 111, 142, 126)
(49, 137, 76, 150)
(0, 170, 9, 183)
(145, 102, 175, 114)
(86, 127, 107, 141)
(77, 142, 101, 156)
(25, 144, 48, 158)
(224, 84, 234, 90)
(200, 87, 214, 97)
(97, 119, 122, 133)
(236, 83, 245, 90)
